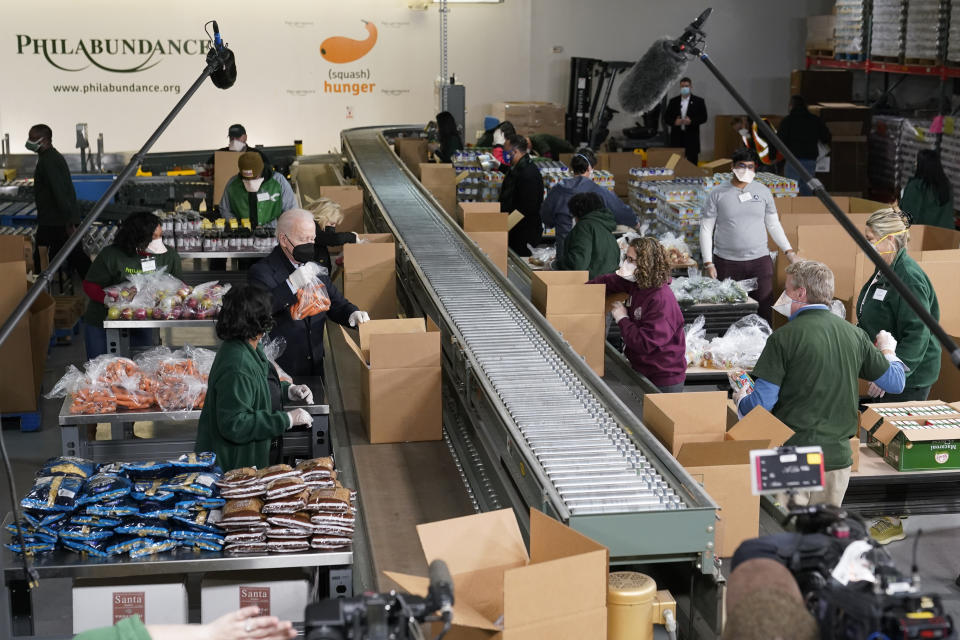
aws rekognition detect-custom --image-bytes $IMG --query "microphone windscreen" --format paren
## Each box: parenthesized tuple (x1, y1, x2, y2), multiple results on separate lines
(617, 37, 689, 114)
(428, 559, 454, 606)
(211, 48, 237, 90)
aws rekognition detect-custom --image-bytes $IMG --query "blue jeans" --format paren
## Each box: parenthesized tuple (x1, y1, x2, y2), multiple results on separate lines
(784, 158, 818, 196)
(84, 323, 157, 359)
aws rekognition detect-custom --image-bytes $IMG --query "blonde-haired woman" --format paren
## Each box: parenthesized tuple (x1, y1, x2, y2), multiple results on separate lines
(304, 197, 359, 272)
(589, 237, 687, 392)
(858, 208, 941, 544)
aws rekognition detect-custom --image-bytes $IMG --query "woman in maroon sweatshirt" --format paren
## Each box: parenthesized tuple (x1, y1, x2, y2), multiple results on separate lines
(589, 237, 687, 392)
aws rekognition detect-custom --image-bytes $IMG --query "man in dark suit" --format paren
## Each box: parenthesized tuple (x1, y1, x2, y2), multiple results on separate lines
(499, 135, 545, 256)
(249, 209, 368, 378)
(663, 77, 708, 165)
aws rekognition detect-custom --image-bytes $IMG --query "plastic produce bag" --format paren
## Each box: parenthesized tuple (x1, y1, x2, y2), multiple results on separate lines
(290, 271, 332, 320)
(659, 232, 691, 264)
(527, 244, 556, 268)
(670, 276, 757, 307)
(687, 314, 772, 370)
(104, 268, 191, 321)
(683, 316, 709, 367)
(183, 281, 230, 320)
(263, 336, 294, 383)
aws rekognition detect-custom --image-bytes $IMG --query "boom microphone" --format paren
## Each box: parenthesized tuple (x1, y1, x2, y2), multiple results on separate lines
(208, 20, 237, 90)
(426, 559, 455, 614)
(617, 37, 689, 115)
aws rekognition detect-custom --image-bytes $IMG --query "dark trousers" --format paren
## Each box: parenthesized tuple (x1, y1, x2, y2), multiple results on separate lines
(872, 386, 931, 404)
(714, 254, 774, 323)
(35, 224, 91, 278)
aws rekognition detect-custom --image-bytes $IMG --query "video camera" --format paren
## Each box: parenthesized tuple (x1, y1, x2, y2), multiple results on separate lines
(304, 559, 454, 640)
(747, 447, 955, 639)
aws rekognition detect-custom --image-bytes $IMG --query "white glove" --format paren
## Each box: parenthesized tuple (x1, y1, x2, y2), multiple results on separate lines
(348, 310, 370, 327)
(286, 408, 313, 429)
(287, 384, 314, 405)
(350, 231, 361, 242)
(875, 330, 898, 354)
(287, 262, 321, 290)
(732, 384, 753, 408)
(492, 129, 506, 146)
(867, 382, 886, 398)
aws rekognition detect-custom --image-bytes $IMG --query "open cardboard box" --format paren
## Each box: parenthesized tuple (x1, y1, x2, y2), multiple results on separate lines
(395, 138, 429, 178)
(342, 233, 396, 320)
(530, 271, 605, 376)
(339, 318, 441, 444)
(385, 509, 608, 640)
(213, 151, 242, 205)
(316, 186, 364, 236)
(643, 391, 727, 455)
(860, 401, 960, 451)
(863, 403, 960, 471)
(457, 203, 509, 274)
(677, 439, 767, 558)
(931, 335, 960, 402)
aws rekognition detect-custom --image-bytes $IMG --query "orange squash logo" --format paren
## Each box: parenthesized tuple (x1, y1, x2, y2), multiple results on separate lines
(320, 20, 377, 64)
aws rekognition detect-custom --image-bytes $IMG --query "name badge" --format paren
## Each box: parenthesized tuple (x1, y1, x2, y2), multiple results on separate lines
(873, 288, 887, 301)
(738, 192, 753, 203)
(256, 192, 271, 202)
(140, 258, 156, 273)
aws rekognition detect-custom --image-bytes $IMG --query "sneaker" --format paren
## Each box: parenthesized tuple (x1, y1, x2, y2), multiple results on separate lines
(869, 516, 906, 545)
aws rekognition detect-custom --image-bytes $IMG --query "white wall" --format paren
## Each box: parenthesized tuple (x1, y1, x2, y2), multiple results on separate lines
(0, 0, 831, 157)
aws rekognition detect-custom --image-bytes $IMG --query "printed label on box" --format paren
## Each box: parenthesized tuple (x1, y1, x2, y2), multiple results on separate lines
(113, 591, 145, 624)
(239, 586, 270, 616)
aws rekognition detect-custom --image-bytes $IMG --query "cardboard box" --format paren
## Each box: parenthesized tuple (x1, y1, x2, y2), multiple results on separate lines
(491, 101, 566, 138)
(805, 15, 837, 47)
(643, 391, 727, 455)
(797, 224, 860, 299)
(676, 440, 766, 557)
(930, 335, 960, 403)
(713, 115, 784, 163)
(340, 318, 441, 444)
(458, 203, 509, 275)
(0, 236, 55, 412)
(790, 70, 852, 105)
(907, 225, 960, 254)
(850, 436, 860, 473)
(876, 417, 960, 471)
(386, 508, 608, 640)
(343, 233, 396, 321)
(318, 186, 364, 235)
(859, 401, 960, 460)
(395, 138, 429, 178)
(213, 151, 242, 205)
(530, 271, 606, 376)
(726, 407, 795, 446)
(644, 148, 707, 178)
(54, 294, 86, 329)
(73, 578, 187, 633)
(292, 163, 341, 202)
(201, 571, 310, 624)
(420, 163, 456, 186)
(917, 260, 960, 336)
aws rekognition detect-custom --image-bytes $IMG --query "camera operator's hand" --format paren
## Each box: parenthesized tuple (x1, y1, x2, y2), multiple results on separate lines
(145, 605, 296, 640)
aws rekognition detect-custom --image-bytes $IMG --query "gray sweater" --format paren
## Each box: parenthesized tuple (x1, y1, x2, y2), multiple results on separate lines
(700, 180, 792, 262)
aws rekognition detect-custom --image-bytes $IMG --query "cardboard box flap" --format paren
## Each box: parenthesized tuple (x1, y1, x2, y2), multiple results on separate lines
(503, 547, 608, 627)
(382, 572, 500, 631)
(0, 235, 28, 264)
(528, 509, 606, 564)
(359, 318, 427, 363)
(727, 407, 795, 446)
(416, 509, 528, 577)
(676, 440, 770, 466)
(900, 426, 960, 442)
(343, 235, 395, 272)
(645, 391, 729, 435)
(463, 212, 509, 232)
(339, 326, 367, 366)
(368, 331, 439, 369)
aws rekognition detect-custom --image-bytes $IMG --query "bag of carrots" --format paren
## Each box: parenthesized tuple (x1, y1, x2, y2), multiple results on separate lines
(47, 365, 118, 415)
(290, 280, 331, 320)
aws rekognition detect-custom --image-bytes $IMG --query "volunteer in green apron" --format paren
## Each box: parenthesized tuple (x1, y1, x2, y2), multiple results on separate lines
(219, 151, 296, 229)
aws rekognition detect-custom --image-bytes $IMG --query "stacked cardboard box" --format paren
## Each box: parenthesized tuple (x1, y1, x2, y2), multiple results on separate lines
(0, 236, 55, 413)
(491, 101, 566, 138)
(54, 295, 86, 330)
(342, 233, 397, 320)
(530, 271, 606, 377)
(644, 392, 799, 557)
(419, 163, 457, 217)
(386, 509, 608, 639)
(456, 202, 509, 275)
(808, 103, 871, 195)
(789, 70, 853, 105)
(340, 319, 441, 444)
(202, 570, 310, 624)
(805, 15, 836, 53)
(73, 578, 188, 632)
(860, 401, 960, 471)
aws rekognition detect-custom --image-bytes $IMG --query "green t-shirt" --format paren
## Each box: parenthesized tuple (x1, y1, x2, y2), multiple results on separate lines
(855, 249, 941, 389)
(83, 244, 184, 328)
(752, 308, 891, 470)
(73, 616, 152, 640)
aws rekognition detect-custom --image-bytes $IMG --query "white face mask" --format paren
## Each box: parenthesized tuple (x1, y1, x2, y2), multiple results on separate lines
(146, 238, 167, 255)
(228, 139, 246, 152)
(242, 177, 265, 192)
(732, 167, 756, 184)
(616, 260, 637, 279)
(773, 290, 800, 317)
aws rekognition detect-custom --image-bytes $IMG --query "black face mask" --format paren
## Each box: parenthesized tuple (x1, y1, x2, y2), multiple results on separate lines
(291, 242, 316, 263)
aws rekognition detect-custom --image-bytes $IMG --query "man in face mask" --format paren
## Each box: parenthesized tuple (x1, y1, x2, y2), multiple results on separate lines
(206, 123, 272, 170)
(219, 151, 296, 229)
(248, 209, 369, 379)
(498, 134, 544, 256)
(736, 260, 907, 508)
(663, 77, 708, 164)
(700, 147, 797, 321)
(26, 123, 91, 278)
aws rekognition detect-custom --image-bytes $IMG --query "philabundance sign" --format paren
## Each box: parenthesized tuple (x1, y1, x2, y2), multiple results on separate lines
(16, 35, 211, 73)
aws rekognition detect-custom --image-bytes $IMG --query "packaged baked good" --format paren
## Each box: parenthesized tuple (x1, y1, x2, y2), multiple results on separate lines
(69, 515, 122, 528)
(310, 524, 355, 537)
(224, 542, 267, 554)
(219, 483, 267, 499)
(266, 512, 313, 531)
(169, 452, 216, 471)
(296, 458, 335, 483)
(266, 528, 312, 540)
(265, 476, 306, 501)
(221, 498, 265, 526)
(130, 480, 177, 503)
(106, 537, 153, 556)
(59, 524, 115, 541)
(216, 467, 259, 488)
(115, 518, 170, 538)
(225, 531, 266, 545)
(178, 538, 223, 552)
(121, 460, 173, 479)
(258, 465, 299, 483)
(85, 498, 139, 518)
(305, 487, 352, 513)
(161, 472, 218, 497)
(311, 535, 353, 550)
(267, 540, 310, 553)
(262, 490, 309, 514)
(62, 538, 112, 557)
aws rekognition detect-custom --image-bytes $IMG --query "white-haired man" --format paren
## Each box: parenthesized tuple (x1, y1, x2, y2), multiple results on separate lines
(736, 260, 906, 507)
(248, 209, 369, 378)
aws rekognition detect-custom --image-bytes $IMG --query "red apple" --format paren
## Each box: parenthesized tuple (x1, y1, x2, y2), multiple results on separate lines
(133, 308, 148, 320)
(120, 307, 134, 320)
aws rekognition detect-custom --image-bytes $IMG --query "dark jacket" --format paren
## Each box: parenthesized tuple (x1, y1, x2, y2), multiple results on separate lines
(499, 154, 544, 256)
(529, 134, 575, 160)
(248, 246, 358, 378)
(435, 134, 463, 164)
(195, 340, 292, 470)
(313, 222, 357, 273)
(777, 107, 832, 160)
(900, 178, 955, 230)
(541, 175, 637, 258)
(557, 209, 619, 280)
(664, 94, 708, 155)
(588, 273, 687, 387)
(34, 146, 79, 226)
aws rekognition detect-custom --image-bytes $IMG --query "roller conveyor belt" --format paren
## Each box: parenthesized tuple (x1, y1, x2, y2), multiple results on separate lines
(342, 127, 720, 572)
